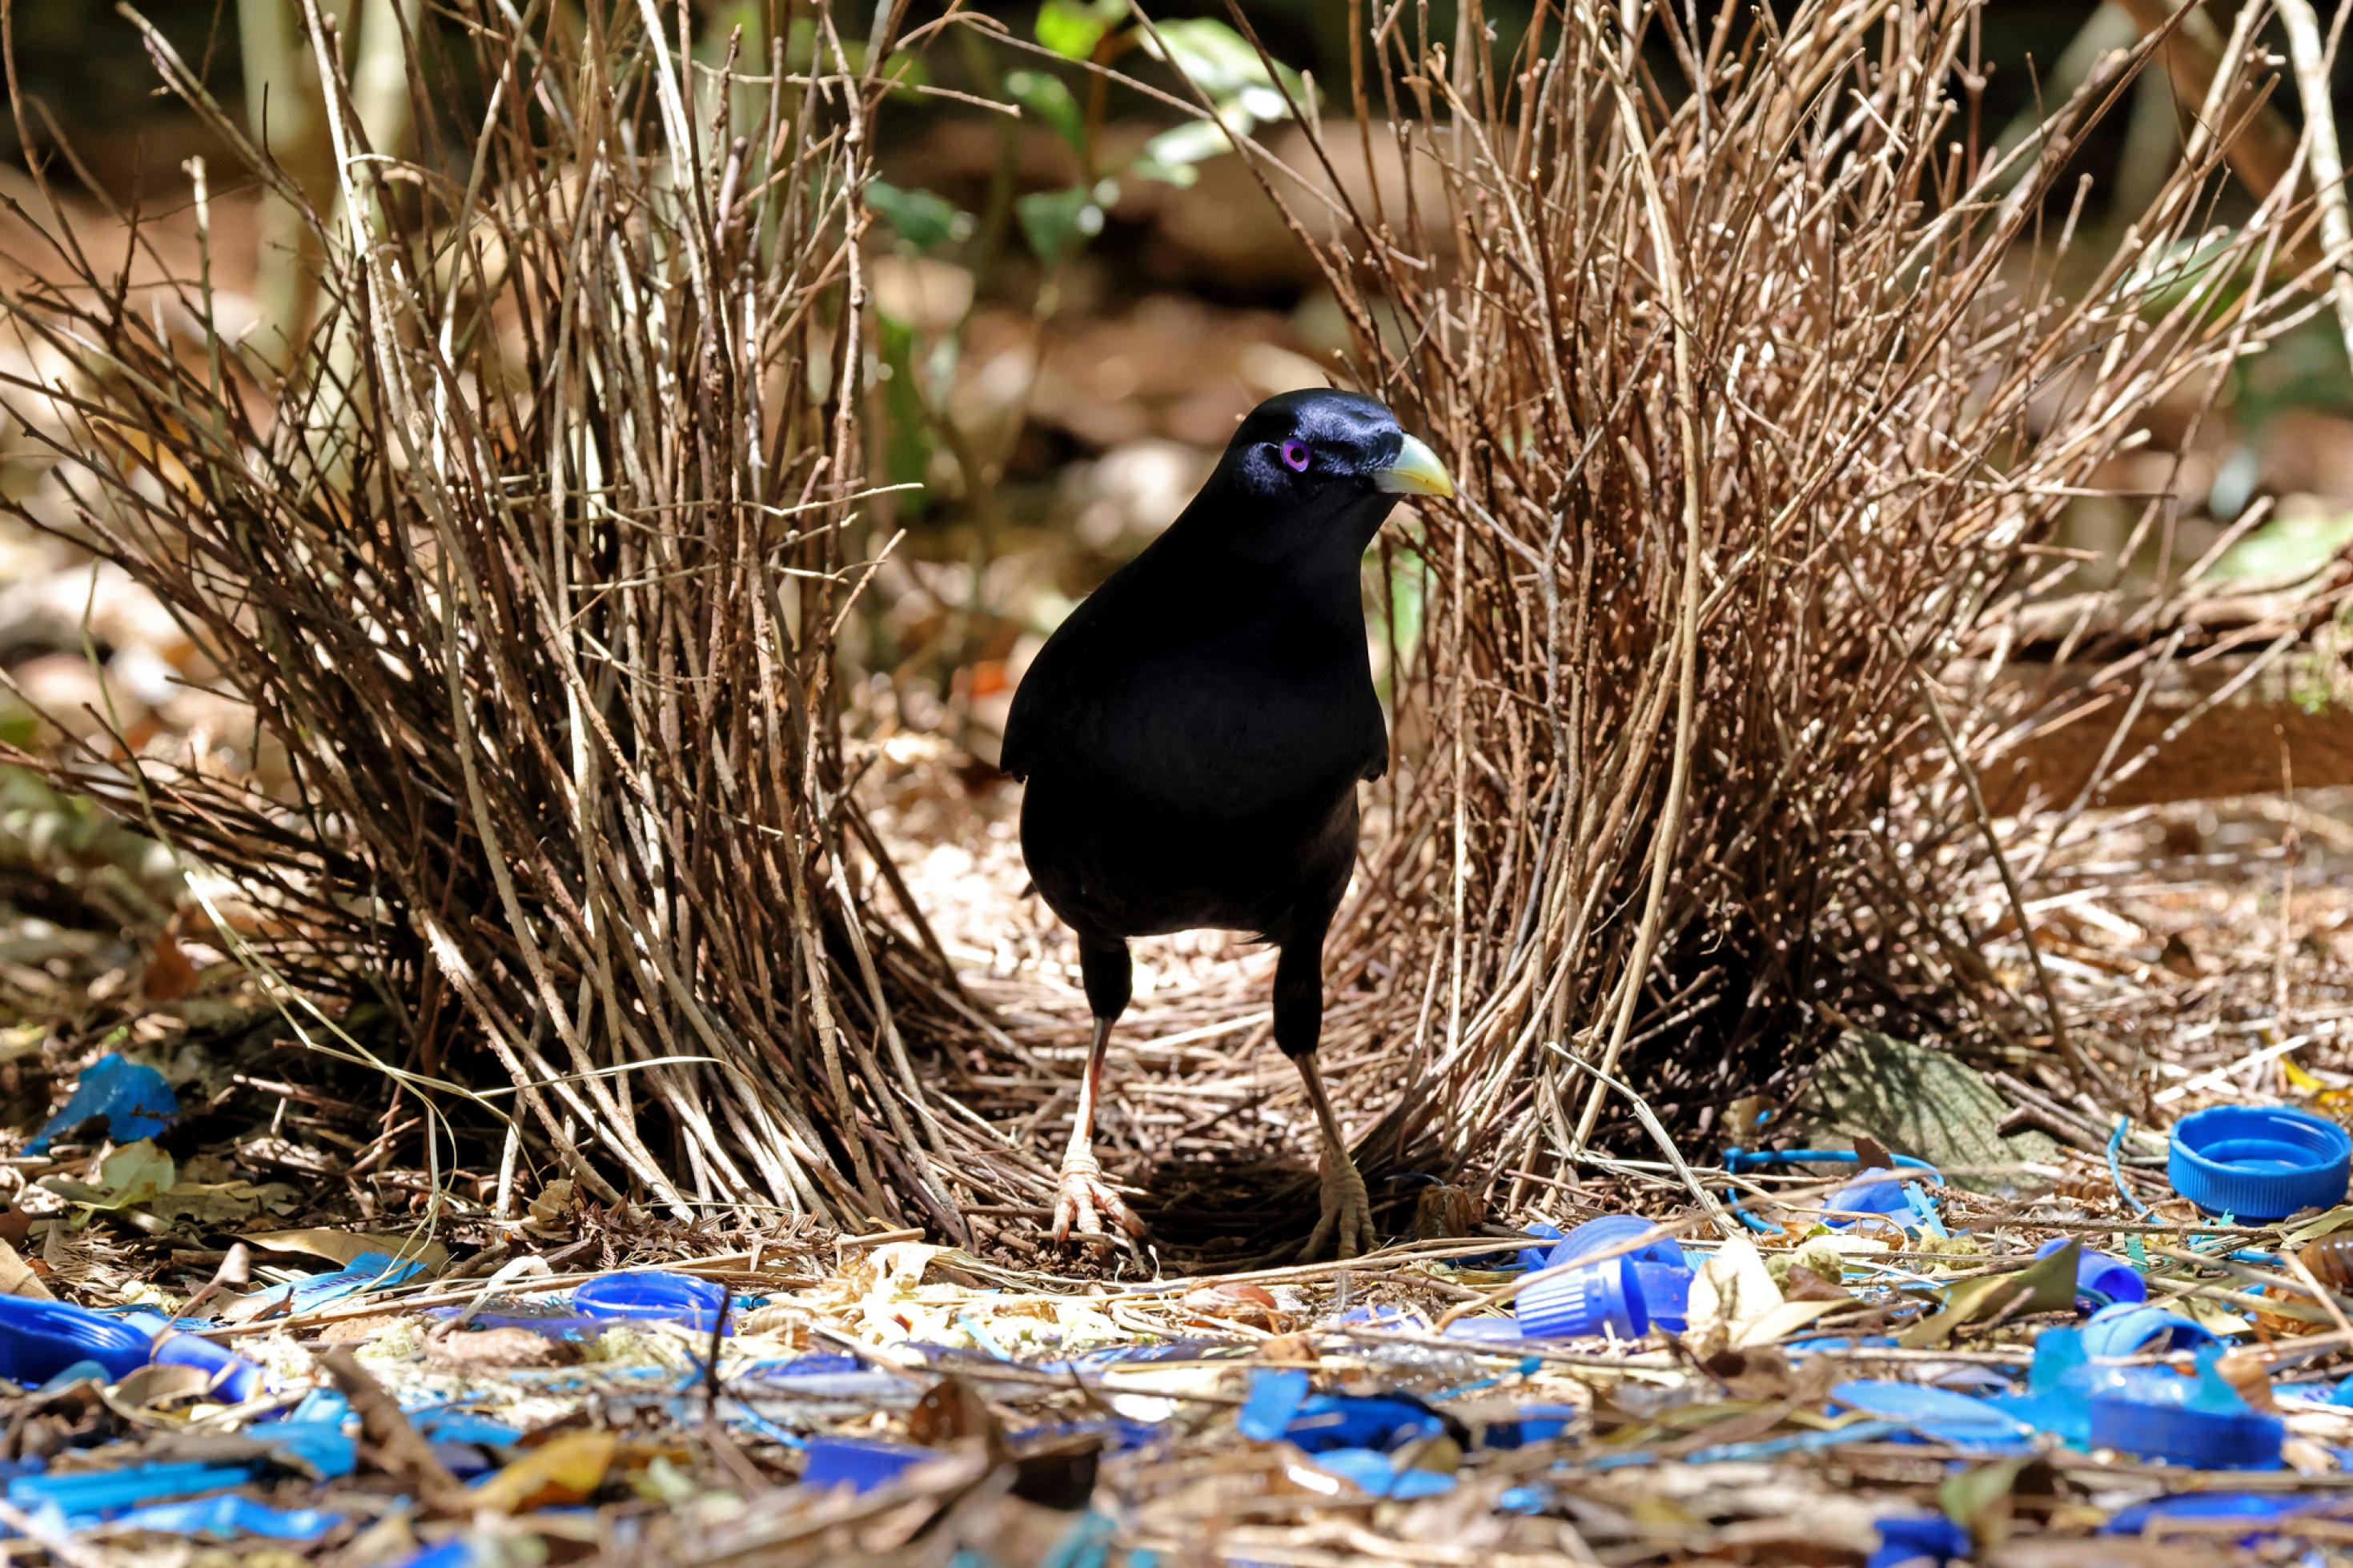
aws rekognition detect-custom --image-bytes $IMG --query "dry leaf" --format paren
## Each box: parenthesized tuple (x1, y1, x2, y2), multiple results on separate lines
(244, 1228, 448, 1273)
(0, 1237, 50, 1299)
(1898, 1241, 2080, 1349)
(472, 1429, 620, 1513)
(1686, 1236, 1783, 1356)
(143, 915, 199, 1001)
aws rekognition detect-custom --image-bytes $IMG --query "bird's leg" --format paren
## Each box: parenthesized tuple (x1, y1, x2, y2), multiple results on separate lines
(1295, 1052, 1375, 1259)
(1054, 1014, 1145, 1245)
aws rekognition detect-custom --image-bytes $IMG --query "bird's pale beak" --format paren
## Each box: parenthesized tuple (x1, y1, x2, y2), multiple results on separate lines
(1373, 434, 1455, 499)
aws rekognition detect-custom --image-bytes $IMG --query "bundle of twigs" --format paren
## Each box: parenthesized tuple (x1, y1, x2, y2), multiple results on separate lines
(0, 2, 1050, 1231)
(1238, 0, 2334, 1202)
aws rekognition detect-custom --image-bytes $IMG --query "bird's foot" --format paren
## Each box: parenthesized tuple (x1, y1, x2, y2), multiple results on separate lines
(1303, 1142, 1377, 1261)
(1052, 1151, 1146, 1249)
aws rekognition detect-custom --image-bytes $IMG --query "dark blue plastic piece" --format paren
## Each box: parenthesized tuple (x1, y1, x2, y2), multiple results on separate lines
(2169, 1105, 2352, 1221)
(1283, 1394, 1449, 1455)
(2081, 1301, 2221, 1358)
(0, 1296, 155, 1386)
(1516, 1256, 1648, 1339)
(1512, 1222, 1565, 1271)
(800, 1435, 939, 1493)
(1475, 1405, 1578, 1450)
(1868, 1515, 1972, 1568)
(1547, 1214, 1684, 1270)
(7, 1461, 260, 1519)
(572, 1269, 732, 1334)
(2034, 1237, 2148, 1309)
(25, 1054, 178, 1154)
(2087, 1360, 2285, 1470)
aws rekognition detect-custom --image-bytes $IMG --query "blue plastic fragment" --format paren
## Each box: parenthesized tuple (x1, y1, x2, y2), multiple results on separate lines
(409, 1409, 524, 1447)
(35, 1359, 115, 1393)
(1440, 1317, 1527, 1342)
(2169, 1105, 2352, 1221)
(2086, 1356, 2284, 1470)
(1042, 1508, 1118, 1568)
(800, 1434, 941, 1493)
(1283, 1393, 1449, 1455)
(118, 1309, 268, 1402)
(1632, 1262, 1691, 1333)
(1310, 1447, 1456, 1498)
(2033, 1237, 2148, 1310)
(8, 1461, 263, 1519)
(0, 1297, 155, 1387)
(1496, 1483, 1551, 1514)
(1832, 1381, 2036, 1450)
(573, 1269, 733, 1335)
(2102, 1491, 2321, 1538)
(1510, 1222, 1565, 1271)
(102, 1495, 346, 1541)
(240, 1252, 426, 1317)
(2081, 1301, 2221, 1359)
(1474, 1404, 1578, 1450)
(26, 1054, 178, 1154)
(1825, 1167, 1942, 1229)
(1868, 1514, 1972, 1568)
(1013, 1417, 1166, 1454)
(1239, 1369, 1311, 1442)
(389, 1542, 481, 1568)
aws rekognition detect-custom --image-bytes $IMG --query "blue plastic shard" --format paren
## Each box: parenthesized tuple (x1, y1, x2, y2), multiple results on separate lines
(408, 1409, 524, 1447)
(2102, 1491, 2323, 1539)
(1868, 1514, 1972, 1568)
(26, 1055, 177, 1154)
(7, 1461, 260, 1519)
(1281, 1393, 1449, 1455)
(1041, 1508, 1118, 1568)
(1831, 1381, 2036, 1451)
(103, 1495, 346, 1541)
(1238, 1369, 1311, 1442)
(1474, 1404, 1578, 1450)
(573, 1269, 732, 1335)
(241, 1252, 426, 1318)
(800, 1435, 940, 1494)
(34, 1358, 116, 1393)
(1311, 1446, 1457, 1498)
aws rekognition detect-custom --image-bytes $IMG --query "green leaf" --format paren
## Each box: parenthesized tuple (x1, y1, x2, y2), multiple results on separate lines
(1898, 1240, 2080, 1349)
(1135, 117, 1234, 180)
(1036, 0, 1127, 61)
(42, 1140, 175, 1211)
(875, 313, 934, 513)
(865, 180, 972, 254)
(1005, 69, 1085, 151)
(2210, 507, 2353, 583)
(1016, 185, 1102, 266)
(1138, 18, 1312, 110)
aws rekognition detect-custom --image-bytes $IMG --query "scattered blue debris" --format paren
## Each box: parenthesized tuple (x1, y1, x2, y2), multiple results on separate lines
(25, 1054, 178, 1154)
(800, 1434, 942, 1493)
(1831, 1380, 2037, 1452)
(572, 1269, 736, 1336)
(103, 1494, 347, 1541)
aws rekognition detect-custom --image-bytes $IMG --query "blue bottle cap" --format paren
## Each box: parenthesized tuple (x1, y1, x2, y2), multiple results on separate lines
(2087, 1390, 2284, 1470)
(0, 1297, 155, 1386)
(2168, 1105, 2351, 1221)
(572, 1269, 731, 1333)
(1632, 1261, 1691, 1332)
(1516, 1256, 1648, 1340)
(2080, 1301, 2221, 1359)
(2034, 1236, 2148, 1309)
(1546, 1213, 1684, 1271)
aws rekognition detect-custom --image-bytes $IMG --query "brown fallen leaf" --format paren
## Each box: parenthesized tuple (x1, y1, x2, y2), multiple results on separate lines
(143, 912, 199, 1002)
(243, 1228, 448, 1273)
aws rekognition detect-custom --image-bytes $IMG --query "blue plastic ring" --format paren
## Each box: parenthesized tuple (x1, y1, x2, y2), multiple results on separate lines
(572, 1269, 732, 1333)
(2168, 1105, 2351, 1221)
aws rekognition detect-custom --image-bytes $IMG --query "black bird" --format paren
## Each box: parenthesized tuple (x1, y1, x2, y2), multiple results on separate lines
(1002, 389, 1453, 1257)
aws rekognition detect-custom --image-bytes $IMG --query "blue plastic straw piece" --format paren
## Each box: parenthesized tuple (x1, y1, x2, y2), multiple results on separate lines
(2109, 1116, 2161, 1223)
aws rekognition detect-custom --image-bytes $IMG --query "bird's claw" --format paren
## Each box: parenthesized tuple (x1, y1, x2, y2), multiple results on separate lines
(1303, 1143, 1377, 1260)
(1052, 1153, 1146, 1248)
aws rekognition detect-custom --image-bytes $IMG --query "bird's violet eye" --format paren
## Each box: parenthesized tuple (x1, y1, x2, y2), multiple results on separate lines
(1280, 439, 1311, 472)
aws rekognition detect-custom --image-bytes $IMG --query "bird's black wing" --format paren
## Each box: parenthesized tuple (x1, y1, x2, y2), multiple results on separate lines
(1001, 555, 1141, 782)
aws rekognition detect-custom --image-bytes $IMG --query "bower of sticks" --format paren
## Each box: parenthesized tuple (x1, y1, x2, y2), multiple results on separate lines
(2, 0, 2350, 1277)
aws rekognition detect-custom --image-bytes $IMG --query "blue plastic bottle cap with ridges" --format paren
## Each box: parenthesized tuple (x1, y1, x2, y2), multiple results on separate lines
(2080, 1301, 2222, 1359)
(1516, 1256, 1648, 1340)
(572, 1269, 732, 1333)
(2168, 1105, 2351, 1221)
(1545, 1213, 1684, 1272)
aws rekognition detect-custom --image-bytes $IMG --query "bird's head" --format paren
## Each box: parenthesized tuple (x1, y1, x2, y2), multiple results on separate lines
(1205, 389, 1453, 562)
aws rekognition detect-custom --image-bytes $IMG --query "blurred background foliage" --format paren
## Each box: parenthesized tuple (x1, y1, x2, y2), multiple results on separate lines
(4, 0, 2352, 759)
